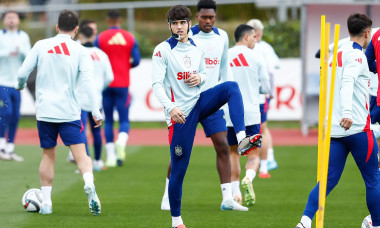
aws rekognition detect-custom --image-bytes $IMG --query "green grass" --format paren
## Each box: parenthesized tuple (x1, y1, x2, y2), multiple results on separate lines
(0, 145, 368, 227)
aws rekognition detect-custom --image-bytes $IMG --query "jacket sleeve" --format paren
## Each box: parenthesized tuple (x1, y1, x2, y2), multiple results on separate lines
(16, 41, 39, 90)
(151, 45, 176, 113)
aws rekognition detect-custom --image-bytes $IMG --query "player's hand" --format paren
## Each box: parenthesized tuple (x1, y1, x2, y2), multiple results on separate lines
(185, 73, 201, 88)
(170, 107, 186, 124)
(93, 116, 102, 128)
(340, 118, 352, 131)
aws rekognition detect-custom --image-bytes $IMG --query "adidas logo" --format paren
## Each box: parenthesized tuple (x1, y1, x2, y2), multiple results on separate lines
(91, 52, 100, 61)
(154, 51, 161, 57)
(47, 43, 70, 56)
(230, 53, 249, 67)
(108, 32, 127, 45)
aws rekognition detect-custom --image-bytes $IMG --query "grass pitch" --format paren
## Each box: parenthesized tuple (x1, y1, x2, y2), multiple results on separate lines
(0, 145, 369, 227)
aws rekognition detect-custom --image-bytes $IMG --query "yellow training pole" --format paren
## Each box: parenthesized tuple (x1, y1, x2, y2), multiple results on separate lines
(317, 23, 340, 228)
(317, 15, 326, 183)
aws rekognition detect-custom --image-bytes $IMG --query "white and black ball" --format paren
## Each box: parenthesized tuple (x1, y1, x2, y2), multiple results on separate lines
(22, 188, 43, 212)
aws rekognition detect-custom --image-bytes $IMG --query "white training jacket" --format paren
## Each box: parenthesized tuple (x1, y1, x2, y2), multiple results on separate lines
(254, 40, 279, 104)
(152, 37, 206, 126)
(225, 45, 270, 127)
(189, 25, 232, 91)
(0, 29, 31, 87)
(17, 34, 102, 122)
(76, 45, 114, 112)
(329, 41, 371, 137)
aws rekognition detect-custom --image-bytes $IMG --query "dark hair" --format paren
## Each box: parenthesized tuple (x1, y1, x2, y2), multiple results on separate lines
(107, 10, 121, 20)
(80, 26, 93, 38)
(79, 19, 95, 31)
(166, 5, 191, 22)
(58, 10, 78, 32)
(196, 0, 216, 12)
(1, 11, 19, 21)
(234, 24, 254, 43)
(347, 13, 372, 36)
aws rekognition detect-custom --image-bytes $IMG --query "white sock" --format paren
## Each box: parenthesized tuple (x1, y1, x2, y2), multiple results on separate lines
(245, 169, 256, 182)
(41, 186, 52, 206)
(172, 216, 183, 227)
(260, 160, 268, 173)
(5, 143, 14, 154)
(236, 131, 246, 144)
(267, 148, 275, 161)
(105, 142, 115, 159)
(231, 181, 241, 197)
(0, 138, 5, 151)
(221, 183, 232, 202)
(83, 172, 94, 187)
(117, 132, 129, 146)
(300, 215, 312, 228)
(163, 178, 169, 198)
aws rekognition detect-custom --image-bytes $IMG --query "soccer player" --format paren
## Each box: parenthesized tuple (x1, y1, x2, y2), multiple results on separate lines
(152, 5, 261, 228)
(247, 19, 280, 175)
(296, 13, 380, 228)
(16, 10, 102, 215)
(0, 11, 31, 161)
(227, 24, 270, 206)
(160, 0, 247, 212)
(76, 25, 114, 171)
(95, 10, 141, 167)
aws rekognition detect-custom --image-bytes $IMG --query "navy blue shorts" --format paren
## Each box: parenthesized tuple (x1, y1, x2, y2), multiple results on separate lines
(227, 124, 261, 146)
(260, 98, 270, 123)
(200, 109, 227, 137)
(37, 120, 86, 148)
(370, 96, 380, 124)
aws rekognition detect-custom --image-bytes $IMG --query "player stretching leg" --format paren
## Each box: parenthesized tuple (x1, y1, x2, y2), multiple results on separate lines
(227, 25, 270, 206)
(16, 10, 102, 215)
(152, 5, 261, 228)
(296, 13, 380, 228)
(160, 0, 247, 212)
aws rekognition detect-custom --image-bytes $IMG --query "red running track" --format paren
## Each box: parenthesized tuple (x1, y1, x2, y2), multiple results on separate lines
(15, 128, 318, 146)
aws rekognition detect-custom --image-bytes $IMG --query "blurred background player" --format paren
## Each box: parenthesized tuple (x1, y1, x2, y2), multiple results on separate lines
(16, 10, 102, 216)
(296, 13, 380, 228)
(160, 0, 247, 212)
(247, 19, 280, 175)
(227, 24, 270, 206)
(95, 10, 141, 167)
(0, 11, 31, 161)
(152, 5, 260, 227)
(75, 25, 113, 172)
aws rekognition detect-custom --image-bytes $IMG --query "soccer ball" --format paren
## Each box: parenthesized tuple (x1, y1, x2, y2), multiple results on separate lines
(22, 188, 43, 212)
(362, 215, 373, 228)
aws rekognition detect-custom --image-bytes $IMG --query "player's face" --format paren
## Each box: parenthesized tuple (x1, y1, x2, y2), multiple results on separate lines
(363, 28, 372, 49)
(247, 29, 256, 49)
(3, 12, 19, 30)
(255, 29, 263, 42)
(196, 8, 216, 33)
(88, 22, 98, 36)
(169, 19, 191, 41)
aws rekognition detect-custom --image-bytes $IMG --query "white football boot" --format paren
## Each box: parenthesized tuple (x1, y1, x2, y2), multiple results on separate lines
(221, 198, 248, 211)
(84, 184, 101, 215)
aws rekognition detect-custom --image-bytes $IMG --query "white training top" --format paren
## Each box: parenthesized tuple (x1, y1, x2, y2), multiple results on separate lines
(225, 45, 270, 127)
(329, 41, 371, 137)
(189, 25, 232, 91)
(0, 30, 31, 87)
(17, 34, 102, 122)
(75, 45, 114, 112)
(254, 41, 279, 104)
(152, 37, 206, 126)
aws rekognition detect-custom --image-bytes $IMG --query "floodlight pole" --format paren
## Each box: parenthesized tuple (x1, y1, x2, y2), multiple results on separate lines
(127, 7, 135, 34)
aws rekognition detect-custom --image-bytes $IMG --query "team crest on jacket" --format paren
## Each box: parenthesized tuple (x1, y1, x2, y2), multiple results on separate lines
(175, 145, 183, 156)
(183, 55, 191, 68)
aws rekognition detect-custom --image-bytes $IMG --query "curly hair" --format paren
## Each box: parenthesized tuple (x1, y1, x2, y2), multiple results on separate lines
(166, 5, 191, 22)
(196, 0, 216, 12)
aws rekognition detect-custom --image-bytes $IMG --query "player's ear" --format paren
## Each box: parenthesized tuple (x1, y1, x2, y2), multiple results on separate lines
(74, 26, 79, 35)
(56, 24, 59, 33)
(189, 20, 192, 28)
(168, 22, 171, 30)
(244, 33, 249, 41)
